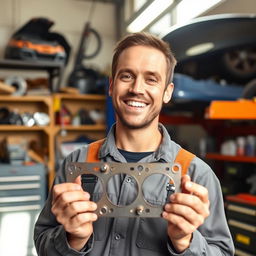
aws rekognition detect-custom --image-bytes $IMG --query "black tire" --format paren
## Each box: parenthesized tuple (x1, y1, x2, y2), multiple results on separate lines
(221, 46, 256, 83)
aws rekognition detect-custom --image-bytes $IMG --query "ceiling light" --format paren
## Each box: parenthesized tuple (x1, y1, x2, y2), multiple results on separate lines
(186, 42, 215, 56)
(127, 0, 174, 33)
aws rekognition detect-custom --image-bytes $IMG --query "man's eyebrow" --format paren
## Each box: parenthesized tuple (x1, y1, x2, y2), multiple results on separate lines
(117, 68, 134, 75)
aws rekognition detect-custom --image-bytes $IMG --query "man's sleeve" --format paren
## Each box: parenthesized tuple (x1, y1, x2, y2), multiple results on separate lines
(34, 150, 94, 255)
(167, 158, 235, 256)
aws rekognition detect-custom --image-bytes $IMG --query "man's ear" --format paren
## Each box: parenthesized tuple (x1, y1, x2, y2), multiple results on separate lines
(163, 83, 174, 103)
(108, 77, 113, 96)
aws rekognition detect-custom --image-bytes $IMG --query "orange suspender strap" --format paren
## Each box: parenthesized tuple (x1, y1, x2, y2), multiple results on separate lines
(174, 148, 195, 176)
(86, 139, 105, 162)
(82, 139, 105, 195)
(86, 140, 195, 175)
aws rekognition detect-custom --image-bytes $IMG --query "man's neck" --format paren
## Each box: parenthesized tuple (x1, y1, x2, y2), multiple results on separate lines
(115, 122, 162, 152)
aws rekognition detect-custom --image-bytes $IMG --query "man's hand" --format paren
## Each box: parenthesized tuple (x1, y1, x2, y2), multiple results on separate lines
(162, 175, 210, 253)
(51, 176, 98, 251)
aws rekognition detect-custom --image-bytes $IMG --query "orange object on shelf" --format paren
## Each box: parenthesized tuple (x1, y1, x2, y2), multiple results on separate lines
(206, 99, 256, 119)
(226, 193, 256, 206)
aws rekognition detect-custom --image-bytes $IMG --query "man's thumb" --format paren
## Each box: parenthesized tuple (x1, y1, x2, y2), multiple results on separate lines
(181, 175, 191, 193)
(74, 175, 82, 186)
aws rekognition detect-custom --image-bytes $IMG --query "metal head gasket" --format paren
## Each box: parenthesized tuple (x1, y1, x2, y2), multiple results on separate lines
(66, 162, 181, 218)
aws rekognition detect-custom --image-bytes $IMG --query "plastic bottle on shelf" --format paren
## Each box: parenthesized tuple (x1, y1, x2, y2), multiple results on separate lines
(199, 137, 206, 157)
(72, 111, 81, 126)
(60, 105, 72, 125)
(236, 137, 246, 156)
(228, 140, 237, 156)
(220, 140, 236, 156)
(245, 135, 255, 156)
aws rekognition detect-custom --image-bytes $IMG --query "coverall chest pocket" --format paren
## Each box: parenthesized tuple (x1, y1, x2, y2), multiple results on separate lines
(136, 218, 169, 253)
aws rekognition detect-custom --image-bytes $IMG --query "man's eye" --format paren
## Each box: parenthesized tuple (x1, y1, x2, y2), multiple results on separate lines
(120, 73, 133, 80)
(147, 77, 157, 84)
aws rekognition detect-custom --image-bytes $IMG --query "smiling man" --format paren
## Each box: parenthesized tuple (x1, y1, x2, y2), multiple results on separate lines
(110, 44, 173, 152)
(34, 32, 234, 256)
(110, 45, 172, 130)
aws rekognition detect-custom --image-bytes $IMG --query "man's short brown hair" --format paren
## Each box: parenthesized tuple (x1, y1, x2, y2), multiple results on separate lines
(111, 32, 177, 85)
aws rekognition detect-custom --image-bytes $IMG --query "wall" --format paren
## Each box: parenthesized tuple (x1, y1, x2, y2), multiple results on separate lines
(0, 0, 116, 85)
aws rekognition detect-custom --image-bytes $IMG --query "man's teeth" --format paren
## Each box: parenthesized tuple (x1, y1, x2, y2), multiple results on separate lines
(126, 101, 146, 107)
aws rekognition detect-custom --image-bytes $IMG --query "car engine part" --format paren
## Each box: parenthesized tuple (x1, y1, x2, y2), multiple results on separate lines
(66, 162, 181, 218)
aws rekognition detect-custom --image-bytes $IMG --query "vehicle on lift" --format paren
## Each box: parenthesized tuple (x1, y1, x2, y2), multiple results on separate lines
(162, 14, 256, 100)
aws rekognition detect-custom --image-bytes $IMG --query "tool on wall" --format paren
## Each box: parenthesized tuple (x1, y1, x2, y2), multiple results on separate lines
(68, 0, 103, 94)
(68, 21, 102, 94)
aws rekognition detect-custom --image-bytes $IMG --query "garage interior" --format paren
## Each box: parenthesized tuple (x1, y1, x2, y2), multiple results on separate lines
(0, 0, 256, 255)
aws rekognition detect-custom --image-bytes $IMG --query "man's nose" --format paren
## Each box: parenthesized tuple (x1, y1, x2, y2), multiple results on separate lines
(129, 77, 144, 94)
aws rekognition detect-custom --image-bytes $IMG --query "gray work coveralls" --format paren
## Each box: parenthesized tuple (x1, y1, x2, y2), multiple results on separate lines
(34, 124, 235, 256)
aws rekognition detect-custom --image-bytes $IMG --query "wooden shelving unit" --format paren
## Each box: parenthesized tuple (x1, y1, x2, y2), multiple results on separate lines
(53, 93, 106, 184)
(53, 94, 106, 138)
(0, 95, 55, 184)
(0, 94, 106, 187)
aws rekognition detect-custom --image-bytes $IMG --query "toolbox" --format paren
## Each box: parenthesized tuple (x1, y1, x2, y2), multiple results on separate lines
(0, 164, 46, 256)
(226, 194, 256, 254)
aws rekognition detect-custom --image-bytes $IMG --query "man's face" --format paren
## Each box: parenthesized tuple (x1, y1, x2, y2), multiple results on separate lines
(109, 45, 173, 130)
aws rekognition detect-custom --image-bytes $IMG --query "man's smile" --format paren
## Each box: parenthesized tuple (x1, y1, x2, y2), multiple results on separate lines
(124, 100, 148, 108)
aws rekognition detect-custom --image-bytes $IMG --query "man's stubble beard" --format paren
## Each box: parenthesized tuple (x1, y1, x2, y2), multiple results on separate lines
(114, 103, 162, 130)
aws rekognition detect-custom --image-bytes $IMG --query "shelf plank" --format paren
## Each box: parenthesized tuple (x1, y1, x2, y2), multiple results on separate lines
(206, 100, 256, 120)
(54, 93, 106, 101)
(55, 124, 106, 131)
(206, 153, 256, 163)
(0, 125, 49, 132)
(0, 95, 52, 105)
